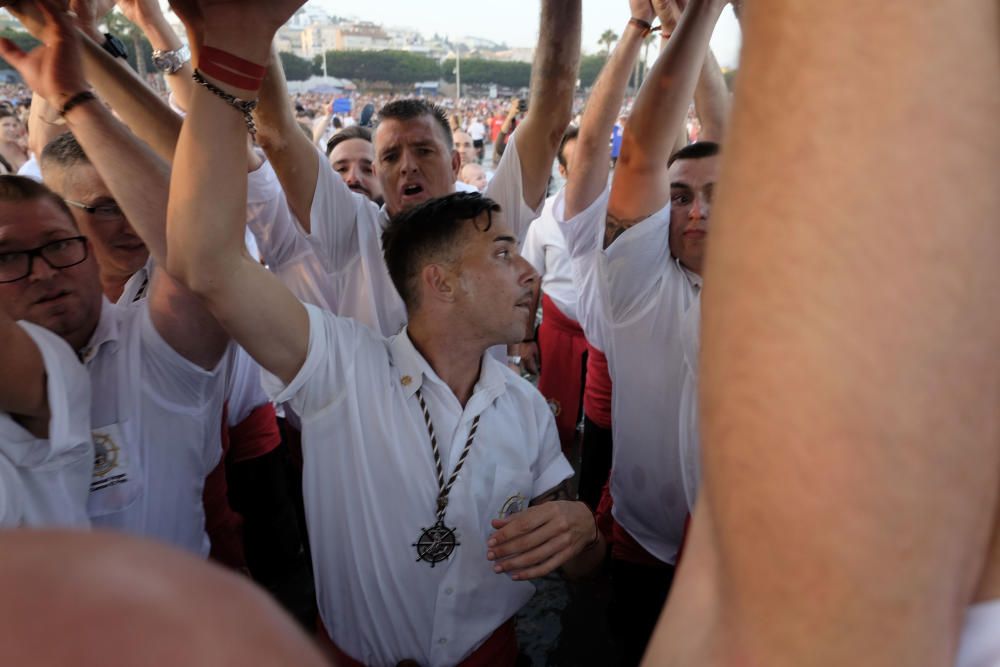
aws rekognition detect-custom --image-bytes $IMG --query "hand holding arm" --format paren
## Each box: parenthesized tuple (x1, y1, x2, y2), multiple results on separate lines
(487, 481, 602, 580)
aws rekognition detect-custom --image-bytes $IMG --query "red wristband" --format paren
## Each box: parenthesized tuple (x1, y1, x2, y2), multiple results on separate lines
(198, 59, 263, 92)
(200, 46, 267, 78)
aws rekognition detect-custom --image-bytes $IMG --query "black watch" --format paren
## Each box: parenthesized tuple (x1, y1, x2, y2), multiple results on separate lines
(101, 32, 128, 60)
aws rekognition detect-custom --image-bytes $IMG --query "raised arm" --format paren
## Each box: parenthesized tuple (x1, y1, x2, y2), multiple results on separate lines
(512, 0, 581, 210)
(564, 0, 653, 219)
(252, 42, 320, 230)
(605, 0, 726, 245)
(645, 1, 1000, 665)
(116, 0, 196, 112)
(0, 0, 227, 370)
(5, 0, 184, 163)
(166, 0, 308, 385)
(692, 48, 729, 142)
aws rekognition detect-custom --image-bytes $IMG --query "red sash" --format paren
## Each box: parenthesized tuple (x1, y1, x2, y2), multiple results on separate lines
(583, 344, 612, 429)
(537, 294, 589, 451)
(317, 617, 518, 667)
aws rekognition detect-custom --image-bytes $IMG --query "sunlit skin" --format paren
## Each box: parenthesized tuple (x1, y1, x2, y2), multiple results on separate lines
(459, 163, 487, 192)
(327, 137, 383, 203)
(374, 114, 460, 217)
(667, 154, 719, 276)
(0, 198, 102, 352)
(43, 163, 148, 298)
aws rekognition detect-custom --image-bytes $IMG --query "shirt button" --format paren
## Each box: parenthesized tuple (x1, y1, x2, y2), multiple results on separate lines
(444, 587, 454, 595)
(438, 638, 447, 645)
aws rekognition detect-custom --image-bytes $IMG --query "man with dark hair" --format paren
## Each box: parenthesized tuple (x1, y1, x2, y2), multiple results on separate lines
(253, 0, 581, 340)
(165, 2, 602, 657)
(556, 0, 728, 663)
(325, 125, 382, 205)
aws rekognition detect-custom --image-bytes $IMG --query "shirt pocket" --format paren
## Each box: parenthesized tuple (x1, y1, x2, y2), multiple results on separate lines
(477, 463, 534, 542)
(87, 420, 143, 518)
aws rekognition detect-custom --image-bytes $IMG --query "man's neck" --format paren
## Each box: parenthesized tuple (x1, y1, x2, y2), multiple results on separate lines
(100, 272, 130, 304)
(406, 317, 486, 407)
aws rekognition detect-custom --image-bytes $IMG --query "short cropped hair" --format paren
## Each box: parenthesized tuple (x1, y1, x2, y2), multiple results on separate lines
(667, 141, 720, 168)
(0, 175, 78, 228)
(557, 125, 580, 170)
(377, 99, 454, 150)
(40, 132, 90, 170)
(325, 125, 373, 157)
(382, 192, 500, 310)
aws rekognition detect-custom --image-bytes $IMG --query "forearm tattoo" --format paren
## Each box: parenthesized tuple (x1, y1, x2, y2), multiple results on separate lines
(604, 212, 647, 249)
(531, 479, 572, 506)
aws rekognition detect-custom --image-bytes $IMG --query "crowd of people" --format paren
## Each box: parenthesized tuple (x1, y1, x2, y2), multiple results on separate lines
(0, 0, 996, 665)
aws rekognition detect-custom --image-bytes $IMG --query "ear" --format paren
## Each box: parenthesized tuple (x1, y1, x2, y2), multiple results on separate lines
(419, 262, 458, 306)
(450, 149, 462, 180)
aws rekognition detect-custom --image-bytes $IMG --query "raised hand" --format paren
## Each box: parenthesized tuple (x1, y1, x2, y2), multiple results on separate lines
(168, 0, 305, 58)
(0, 0, 87, 109)
(115, 0, 160, 25)
(653, 0, 684, 34)
(68, 0, 115, 38)
(629, 0, 655, 24)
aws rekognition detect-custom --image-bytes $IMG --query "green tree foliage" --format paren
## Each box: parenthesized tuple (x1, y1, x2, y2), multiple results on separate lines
(279, 52, 314, 82)
(578, 54, 605, 88)
(440, 58, 531, 89)
(314, 50, 440, 85)
(598, 29, 618, 57)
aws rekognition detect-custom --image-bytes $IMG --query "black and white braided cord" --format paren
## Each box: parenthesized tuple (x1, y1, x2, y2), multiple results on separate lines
(416, 389, 482, 522)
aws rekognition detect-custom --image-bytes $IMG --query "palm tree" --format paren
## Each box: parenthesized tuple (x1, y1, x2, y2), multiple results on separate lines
(598, 29, 619, 59)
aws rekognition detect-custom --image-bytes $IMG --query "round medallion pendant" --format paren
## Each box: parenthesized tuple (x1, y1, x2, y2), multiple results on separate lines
(413, 522, 459, 567)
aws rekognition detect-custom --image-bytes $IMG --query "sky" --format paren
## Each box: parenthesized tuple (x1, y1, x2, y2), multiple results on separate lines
(307, 0, 742, 69)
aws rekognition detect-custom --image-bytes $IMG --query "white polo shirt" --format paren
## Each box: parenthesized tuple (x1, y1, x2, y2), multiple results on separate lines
(555, 187, 700, 565)
(956, 599, 1000, 667)
(522, 192, 578, 322)
(282, 132, 539, 338)
(264, 304, 572, 666)
(0, 322, 93, 528)
(81, 297, 228, 555)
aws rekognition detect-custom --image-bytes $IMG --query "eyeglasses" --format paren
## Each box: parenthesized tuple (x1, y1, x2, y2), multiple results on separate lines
(64, 199, 124, 219)
(0, 236, 89, 283)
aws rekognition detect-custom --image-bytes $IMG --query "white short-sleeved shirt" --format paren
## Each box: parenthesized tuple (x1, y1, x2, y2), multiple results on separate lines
(264, 304, 572, 666)
(118, 261, 268, 428)
(81, 298, 228, 555)
(468, 121, 487, 142)
(0, 322, 93, 528)
(956, 599, 1000, 667)
(522, 192, 578, 322)
(555, 188, 700, 565)
(248, 136, 540, 361)
(678, 296, 701, 511)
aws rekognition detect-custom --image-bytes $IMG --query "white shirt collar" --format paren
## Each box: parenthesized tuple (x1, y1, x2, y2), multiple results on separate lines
(389, 328, 510, 417)
(78, 298, 120, 364)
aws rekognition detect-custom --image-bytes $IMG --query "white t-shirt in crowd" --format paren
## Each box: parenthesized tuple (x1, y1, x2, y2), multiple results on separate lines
(521, 192, 578, 322)
(468, 120, 487, 142)
(0, 322, 93, 528)
(555, 187, 699, 565)
(263, 304, 572, 667)
(81, 298, 228, 555)
(247, 134, 539, 362)
(955, 599, 1000, 667)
